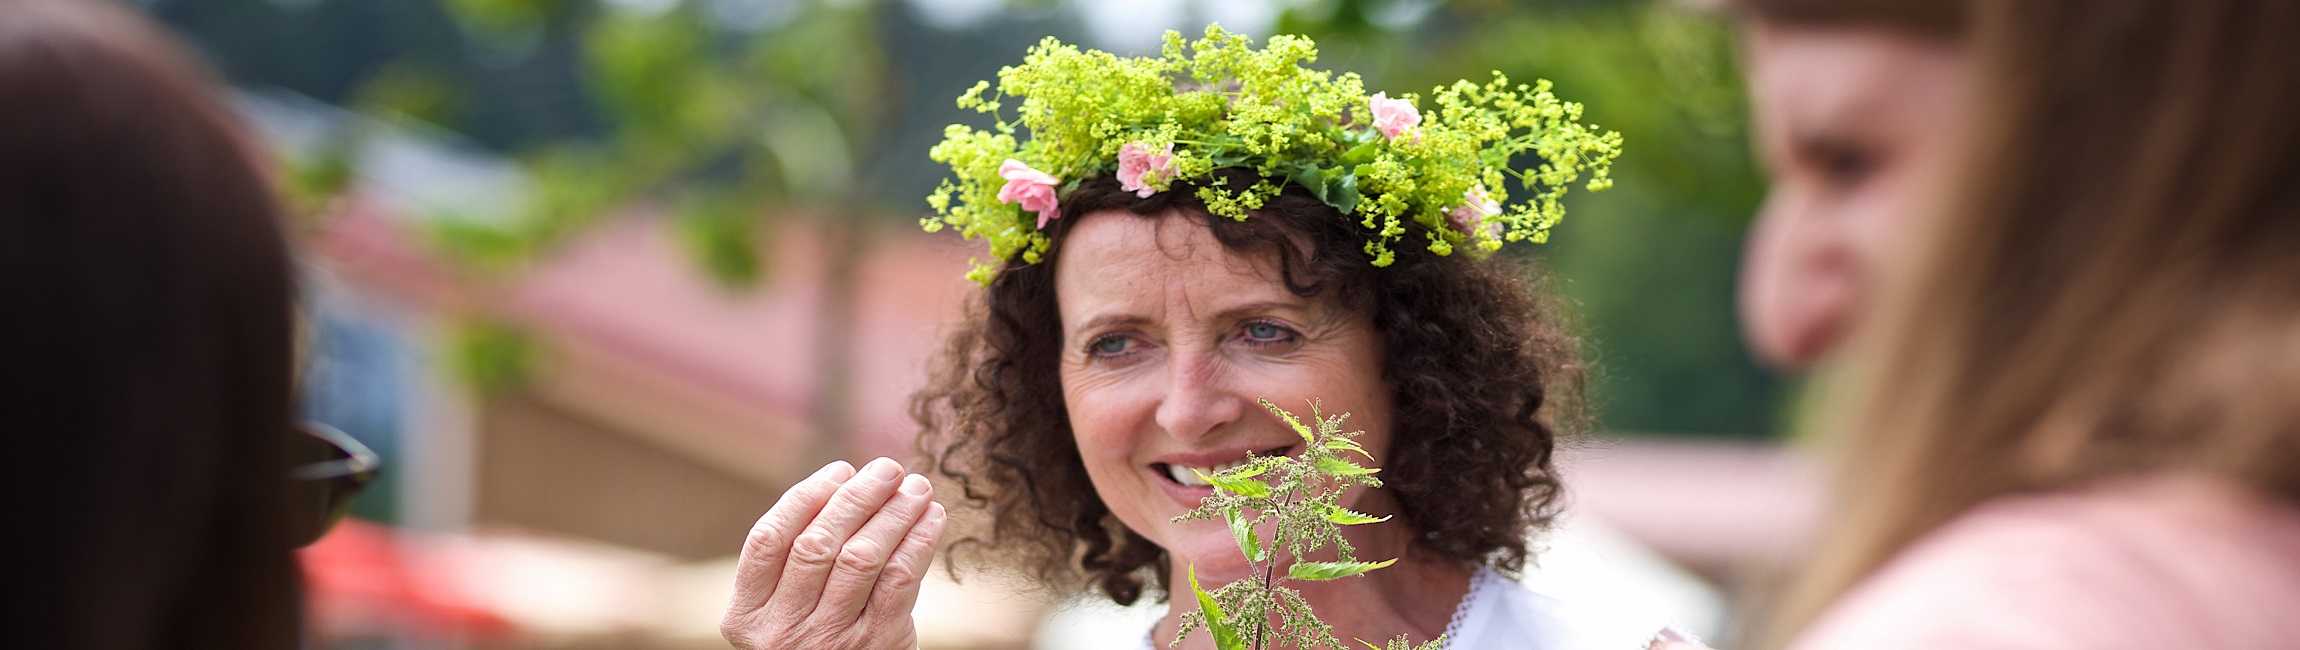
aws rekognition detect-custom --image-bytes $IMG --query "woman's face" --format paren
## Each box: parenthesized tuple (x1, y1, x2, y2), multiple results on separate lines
(1055, 209, 1393, 581)
(1739, 20, 1968, 368)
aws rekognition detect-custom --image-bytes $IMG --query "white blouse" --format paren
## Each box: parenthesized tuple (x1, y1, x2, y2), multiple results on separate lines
(1126, 566, 1684, 650)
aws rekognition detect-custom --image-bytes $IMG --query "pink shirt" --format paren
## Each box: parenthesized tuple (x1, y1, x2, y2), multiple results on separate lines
(1789, 475, 2300, 650)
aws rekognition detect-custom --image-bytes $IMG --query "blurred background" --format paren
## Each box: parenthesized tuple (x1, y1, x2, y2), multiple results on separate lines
(145, 0, 1813, 646)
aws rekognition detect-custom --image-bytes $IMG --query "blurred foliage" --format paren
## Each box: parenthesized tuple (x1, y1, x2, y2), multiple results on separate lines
(452, 320, 539, 397)
(158, 0, 1780, 437)
(281, 130, 361, 219)
(1282, 1, 1779, 436)
(355, 59, 466, 124)
(428, 0, 887, 285)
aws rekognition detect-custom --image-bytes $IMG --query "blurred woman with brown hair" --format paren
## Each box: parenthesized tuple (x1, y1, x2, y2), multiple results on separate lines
(1726, 0, 2300, 647)
(0, 0, 368, 647)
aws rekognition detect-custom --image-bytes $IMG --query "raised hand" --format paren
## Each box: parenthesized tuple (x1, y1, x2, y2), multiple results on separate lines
(722, 457, 947, 650)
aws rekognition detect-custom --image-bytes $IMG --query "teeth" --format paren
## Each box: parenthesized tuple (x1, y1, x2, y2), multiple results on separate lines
(1165, 457, 1256, 487)
(1169, 465, 1214, 486)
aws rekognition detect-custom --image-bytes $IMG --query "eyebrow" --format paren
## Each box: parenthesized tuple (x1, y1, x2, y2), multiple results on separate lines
(1075, 313, 1152, 335)
(1210, 299, 1312, 322)
(1068, 299, 1313, 336)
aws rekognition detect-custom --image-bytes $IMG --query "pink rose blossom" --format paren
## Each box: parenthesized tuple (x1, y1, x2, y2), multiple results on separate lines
(997, 159, 1063, 228)
(1116, 142, 1178, 198)
(1369, 92, 1422, 140)
(1447, 185, 1503, 238)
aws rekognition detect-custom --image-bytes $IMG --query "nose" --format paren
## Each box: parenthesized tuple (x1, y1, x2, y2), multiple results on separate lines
(1153, 346, 1247, 444)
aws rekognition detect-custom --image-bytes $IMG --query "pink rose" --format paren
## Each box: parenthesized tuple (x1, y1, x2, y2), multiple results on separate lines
(1116, 142, 1177, 198)
(997, 159, 1063, 228)
(1369, 92, 1421, 140)
(1446, 185, 1502, 238)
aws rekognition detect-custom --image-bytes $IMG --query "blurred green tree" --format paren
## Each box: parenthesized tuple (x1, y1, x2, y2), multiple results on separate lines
(1279, 0, 1779, 437)
(158, 0, 1779, 439)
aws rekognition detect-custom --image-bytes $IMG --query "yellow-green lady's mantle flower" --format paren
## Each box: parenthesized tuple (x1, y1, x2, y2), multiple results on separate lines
(924, 25, 1624, 284)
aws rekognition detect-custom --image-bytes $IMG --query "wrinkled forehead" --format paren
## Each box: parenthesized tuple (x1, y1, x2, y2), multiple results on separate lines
(1052, 208, 1308, 324)
(1744, 22, 1965, 145)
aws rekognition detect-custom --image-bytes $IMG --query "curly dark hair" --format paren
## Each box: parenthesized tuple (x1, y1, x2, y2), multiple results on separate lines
(913, 169, 1585, 605)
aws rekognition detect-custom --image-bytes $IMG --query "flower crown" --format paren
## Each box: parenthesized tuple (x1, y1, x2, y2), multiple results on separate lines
(925, 25, 1623, 285)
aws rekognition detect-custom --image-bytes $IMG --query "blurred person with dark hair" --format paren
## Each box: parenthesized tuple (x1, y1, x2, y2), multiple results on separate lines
(0, 0, 371, 647)
(1718, 0, 2300, 648)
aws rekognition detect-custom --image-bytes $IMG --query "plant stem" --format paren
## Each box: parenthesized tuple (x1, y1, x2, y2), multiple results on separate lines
(1254, 487, 1301, 649)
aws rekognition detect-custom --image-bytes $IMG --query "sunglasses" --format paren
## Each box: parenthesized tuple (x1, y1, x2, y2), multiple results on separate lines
(286, 421, 381, 547)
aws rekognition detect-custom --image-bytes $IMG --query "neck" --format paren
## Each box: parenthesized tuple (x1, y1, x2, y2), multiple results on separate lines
(1152, 515, 1474, 650)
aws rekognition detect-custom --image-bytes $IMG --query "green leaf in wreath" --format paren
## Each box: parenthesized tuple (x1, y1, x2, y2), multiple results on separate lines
(1287, 558, 1397, 581)
(1331, 172, 1362, 213)
(1292, 166, 1333, 204)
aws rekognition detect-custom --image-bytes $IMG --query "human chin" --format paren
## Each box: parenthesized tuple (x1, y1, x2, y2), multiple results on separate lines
(1097, 465, 1261, 581)
(1158, 516, 1255, 581)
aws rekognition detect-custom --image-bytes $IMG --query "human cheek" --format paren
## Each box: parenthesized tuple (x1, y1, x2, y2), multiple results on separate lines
(1237, 336, 1390, 451)
(1738, 187, 1858, 368)
(1262, 352, 1396, 514)
(1837, 149, 1940, 276)
(1059, 364, 1171, 532)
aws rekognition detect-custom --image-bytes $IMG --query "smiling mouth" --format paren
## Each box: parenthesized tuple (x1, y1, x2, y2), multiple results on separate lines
(1153, 446, 1294, 487)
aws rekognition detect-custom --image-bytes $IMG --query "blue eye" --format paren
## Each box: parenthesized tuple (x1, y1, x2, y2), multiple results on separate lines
(1091, 336, 1131, 356)
(1242, 322, 1295, 342)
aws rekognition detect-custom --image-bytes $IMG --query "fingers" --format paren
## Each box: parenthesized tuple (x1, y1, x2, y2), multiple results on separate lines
(808, 473, 935, 627)
(866, 502, 945, 622)
(730, 460, 856, 614)
(764, 457, 909, 623)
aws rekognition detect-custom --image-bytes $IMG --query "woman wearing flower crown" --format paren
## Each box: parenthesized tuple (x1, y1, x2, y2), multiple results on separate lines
(717, 27, 1651, 650)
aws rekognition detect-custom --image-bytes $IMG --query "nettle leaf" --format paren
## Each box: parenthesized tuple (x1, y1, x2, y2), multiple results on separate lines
(1190, 565, 1245, 650)
(1222, 461, 1270, 481)
(1314, 456, 1378, 476)
(1197, 469, 1272, 498)
(1225, 508, 1265, 562)
(1323, 504, 1389, 526)
(1288, 558, 1396, 581)
(1176, 398, 1416, 650)
(1261, 398, 1314, 441)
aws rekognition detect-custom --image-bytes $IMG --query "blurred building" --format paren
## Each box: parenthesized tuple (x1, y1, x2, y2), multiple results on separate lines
(255, 88, 977, 557)
(257, 91, 1035, 648)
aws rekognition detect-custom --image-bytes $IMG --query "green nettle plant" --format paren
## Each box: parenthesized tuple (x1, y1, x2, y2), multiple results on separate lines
(1172, 399, 1444, 650)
